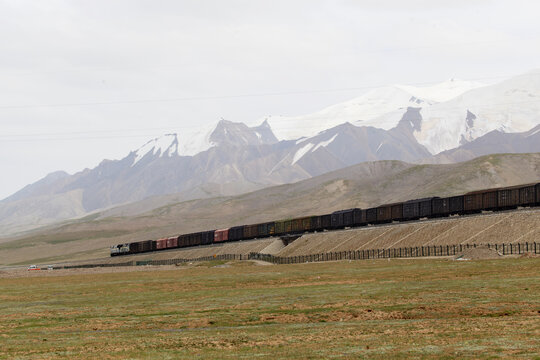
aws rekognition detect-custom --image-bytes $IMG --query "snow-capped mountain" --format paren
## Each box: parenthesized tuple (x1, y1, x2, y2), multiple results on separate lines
(415, 70, 540, 154)
(2, 70, 540, 236)
(256, 78, 485, 141)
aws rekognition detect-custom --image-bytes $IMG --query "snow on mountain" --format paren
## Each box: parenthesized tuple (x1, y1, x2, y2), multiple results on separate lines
(133, 133, 179, 165)
(395, 78, 485, 102)
(257, 79, 484, 141)
(415, 70, 540, 154)
(131, 119, 278, 166)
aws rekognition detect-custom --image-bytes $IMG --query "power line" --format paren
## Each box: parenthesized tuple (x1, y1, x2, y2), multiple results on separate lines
(0, 75, 511, 110)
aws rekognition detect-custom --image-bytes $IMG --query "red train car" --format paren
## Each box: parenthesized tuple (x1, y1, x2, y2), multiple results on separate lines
(214, 228, 229, 242)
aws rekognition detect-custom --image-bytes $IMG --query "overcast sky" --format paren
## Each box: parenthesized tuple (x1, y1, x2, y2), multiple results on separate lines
(1, 0, 539, 200)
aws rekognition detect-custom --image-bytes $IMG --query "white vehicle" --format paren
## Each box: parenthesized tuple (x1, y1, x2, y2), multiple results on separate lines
(110, 243, 130, 256)
(27, 265, 39, 271)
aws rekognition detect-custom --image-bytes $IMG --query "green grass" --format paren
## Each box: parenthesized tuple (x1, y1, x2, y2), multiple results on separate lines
(0, 258, 538, 359)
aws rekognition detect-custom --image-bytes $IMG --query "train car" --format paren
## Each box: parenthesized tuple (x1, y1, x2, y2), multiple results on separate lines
(448, 195, 464, 214)
(376, 204, 393, 223)
(497, 185, 521, 209)
(155, 238, 168, 250)
(482, 188, 499, 210)
(214, 228, 229, 243)
(537, 183, 540, 205)
(201, 230, 215, 245)
(463, 192, 483, 214)
(110, 243, 130, 256)
(140, 240, 154, 252)
(274, 219, 293, 235)
(331, 208, 364, 228)
(310, 215, 322, 232)
(330, 210, 346, 229)
(257, 222, 275, 237)
(518, 183, 537, 206)
(166, 236, 178, 249)
(433, 196, 463, 216)
(432, 197, 450, 217)
(229, 226, 244, 241)
(403, 198, 435, 220)
(366, 208, 377, 224)
(321, 214, 331, 229)
(243, 224, 259, 239)
(390, 203, 403, 222)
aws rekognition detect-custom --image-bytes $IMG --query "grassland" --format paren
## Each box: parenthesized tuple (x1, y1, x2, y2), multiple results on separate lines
(1, 258, 539, 359)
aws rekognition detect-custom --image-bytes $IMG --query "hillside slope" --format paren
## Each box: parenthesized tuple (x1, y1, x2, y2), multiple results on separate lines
(1, 153, 539, 266)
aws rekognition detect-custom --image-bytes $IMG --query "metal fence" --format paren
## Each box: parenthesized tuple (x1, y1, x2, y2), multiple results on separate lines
(58, 242, 539, 269)
(249, 242, 539, 264)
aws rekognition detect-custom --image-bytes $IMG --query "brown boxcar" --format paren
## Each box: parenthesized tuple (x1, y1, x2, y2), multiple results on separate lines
(518, 183, 537, 206)
(214, 228, 229, 242)
(376, 204, 393, 223)
(390, 203, 403, 222)
(498, 185, 521, 209)
(481, 189, 499, 210)
(290, 217, 303, 233)
(275, 219, 292, 235)
(464, 192, 483, 213)
(166, 236, 178, 249)
(257, 222, 275, 237)
(135, 240, 153, 252)
(243, 224, 259, 239)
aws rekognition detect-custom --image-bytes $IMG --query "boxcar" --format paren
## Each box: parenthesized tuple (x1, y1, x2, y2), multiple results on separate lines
(518, 183, 536, 206)
(366, 208, 377, 224)
(321, 214, 332, 229)
(448, 195, 464, 214)
(166, 236, 178, 249)
(432, 197, 450, 217)
(537, 183, 540, 205)
(498, 185, 521, 209)
(404, 198, 435, 220)
(464, 192, 483, 213)
(482, 189, 499, 210)
(135, 240, 153, 253)
(274, 219, 292, 235)
(257, 222, 275, 237)
(390, 203, 403, 222)
(214, 228, 229, 242)
(129, 241, 141, 254)
(156, 238, 168, 250)
(332, 208, 364, 228)
(243, 224, 259, 239)
(310, 215, 323, 231)
(291, 217, 309, 233)
(376, 204, 393, 223)
(331, 210, 346, 228)
(229, 226, 244, 241)
(201, 230, 214, 245)
(433, 196, 463, 216)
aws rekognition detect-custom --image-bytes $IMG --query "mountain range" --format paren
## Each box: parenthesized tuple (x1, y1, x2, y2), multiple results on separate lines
(1, 70, 540, 236)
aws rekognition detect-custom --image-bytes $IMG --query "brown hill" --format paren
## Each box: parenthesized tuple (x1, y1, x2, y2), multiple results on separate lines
(1, 153, 539, 266)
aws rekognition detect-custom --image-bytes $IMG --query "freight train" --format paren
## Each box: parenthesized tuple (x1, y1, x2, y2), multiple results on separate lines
(110, 182, 540, 256)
